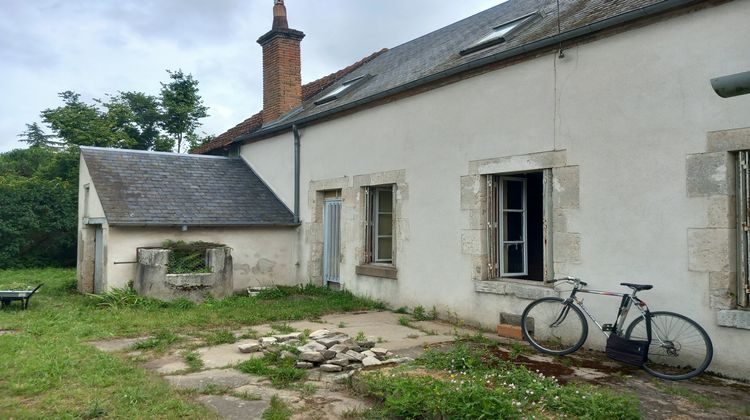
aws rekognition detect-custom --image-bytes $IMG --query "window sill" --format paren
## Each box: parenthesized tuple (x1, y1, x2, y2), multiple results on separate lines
(717, 309, 750, 330)
(356, 264, 397, 279)
(474, 278, 557, 300)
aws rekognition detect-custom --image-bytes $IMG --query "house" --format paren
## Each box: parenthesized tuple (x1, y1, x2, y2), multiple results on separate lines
(79, 0, 750, 378)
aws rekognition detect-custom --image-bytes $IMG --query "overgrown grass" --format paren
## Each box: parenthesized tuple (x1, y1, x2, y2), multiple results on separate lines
(262, 395, 293, 420)
(0, 268, 381, 418)
(201, 329, 237, 346)
(236, 352, 307, 388)
(181, 350, 204, 372)
(357, 342, 642, 419)
(132, 330, 181, 352)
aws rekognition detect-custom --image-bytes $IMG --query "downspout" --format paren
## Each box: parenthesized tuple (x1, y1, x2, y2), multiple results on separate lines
(292, 124, 301, 224)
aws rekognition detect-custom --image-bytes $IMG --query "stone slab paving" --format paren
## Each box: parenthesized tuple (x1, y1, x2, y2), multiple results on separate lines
(144, 353, 189, 375)
(198, 395, 269, 420)
(88, 336, 151, 352)
(164, 369, 263, 390)
(197, 342, 265, 369)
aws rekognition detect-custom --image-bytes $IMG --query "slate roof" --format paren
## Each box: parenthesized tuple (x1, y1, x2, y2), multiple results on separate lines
(81, 147, 295, 226)
(197, 0, 691, 153)
(192, 49, 388, 155)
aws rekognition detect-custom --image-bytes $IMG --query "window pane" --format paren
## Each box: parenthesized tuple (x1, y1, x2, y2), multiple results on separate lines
(377, 237, 392, 261)
(504, 243, 525, 274)
(378, 188, 393, 212)
(503, 211, 524, 241)
(378, 214, 392, 236)
(504, 180, 524, 210)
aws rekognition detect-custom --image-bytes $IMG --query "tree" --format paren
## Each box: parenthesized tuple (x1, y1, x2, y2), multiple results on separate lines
(40, 91, 134, 148)
(107, 91, 167, 151)
(17, 122, 57, 148)
(160, 70, 209, 153)
(187, 132, 215, 153)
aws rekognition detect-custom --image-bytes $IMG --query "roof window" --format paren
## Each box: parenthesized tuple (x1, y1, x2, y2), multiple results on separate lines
(314, 75, 371, 105)
(460, 12, 539, 56)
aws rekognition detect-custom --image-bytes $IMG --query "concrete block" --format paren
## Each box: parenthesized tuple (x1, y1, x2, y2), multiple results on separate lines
(707, 127, 750, 153)
(496, 324, 523, 340)
(553, 232, 581, 263)
(552, 209, 568, 233)
(709, 271, 737, 310)
(686, 152, 730, 197)
(460, 175, 483, 210)
(469, 150, 567, 175)
(717, 310, 750, 330)
(707, 195, 735, 228)
(461, 229, 485, 256)
(467, 208, 486, 230)
(552, 166, 580, 209)
(688, 229, 733, 272)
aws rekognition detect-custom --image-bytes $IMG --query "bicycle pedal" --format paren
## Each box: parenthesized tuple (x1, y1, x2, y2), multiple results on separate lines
(602, 324, 615, 332)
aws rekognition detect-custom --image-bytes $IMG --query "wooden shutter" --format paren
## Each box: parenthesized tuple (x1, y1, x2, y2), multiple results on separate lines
(487, 176, 500, 279)
(363, 186, 373, 263)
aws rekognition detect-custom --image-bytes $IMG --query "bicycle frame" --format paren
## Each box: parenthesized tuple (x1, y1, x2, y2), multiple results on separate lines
(557, 281, 651, 338)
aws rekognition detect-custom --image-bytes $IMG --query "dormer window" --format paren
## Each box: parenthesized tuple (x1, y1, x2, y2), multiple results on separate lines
(460, 12, 539, 56)
(314, 75, 371, 105)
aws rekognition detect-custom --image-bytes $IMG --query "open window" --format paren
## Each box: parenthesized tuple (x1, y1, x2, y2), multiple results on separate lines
(364, 185, 394, 264)
(487, 171, 549, 281)
(460, 12, 540, 56)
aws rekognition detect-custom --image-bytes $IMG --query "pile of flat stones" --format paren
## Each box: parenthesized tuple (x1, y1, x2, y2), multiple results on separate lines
(237, 329, 413, 374)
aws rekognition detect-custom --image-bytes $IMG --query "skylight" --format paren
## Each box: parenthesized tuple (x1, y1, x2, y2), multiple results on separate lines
(314, 75, 369, 105)
(460, 12, 539, 56)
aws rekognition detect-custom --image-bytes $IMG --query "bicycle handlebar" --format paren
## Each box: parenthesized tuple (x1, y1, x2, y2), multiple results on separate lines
(553, 277, 588, 287)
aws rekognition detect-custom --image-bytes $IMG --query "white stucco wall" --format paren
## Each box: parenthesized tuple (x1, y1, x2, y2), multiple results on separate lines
(76, 156, 109, 292)
(240, 2, 750, 378)
(104, 226, 298, 292)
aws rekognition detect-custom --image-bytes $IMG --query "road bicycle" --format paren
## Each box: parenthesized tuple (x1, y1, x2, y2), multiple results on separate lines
(520, 277, 713, 380)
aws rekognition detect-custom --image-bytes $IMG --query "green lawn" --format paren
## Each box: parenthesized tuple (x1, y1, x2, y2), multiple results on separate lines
(0, 268, 381, 418)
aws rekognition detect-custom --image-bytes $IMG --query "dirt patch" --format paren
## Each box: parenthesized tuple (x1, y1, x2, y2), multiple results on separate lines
(489, 347, 575, 382)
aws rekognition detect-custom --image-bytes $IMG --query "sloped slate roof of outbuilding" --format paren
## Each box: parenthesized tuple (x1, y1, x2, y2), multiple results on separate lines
(81, 146, 295, 226)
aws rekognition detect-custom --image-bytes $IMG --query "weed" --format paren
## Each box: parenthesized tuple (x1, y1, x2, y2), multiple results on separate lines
(428, 306, 439, 320)
(398, 316, 412, 327)
(271, 323, 296, 334)
(81, 400, 106, 419)
(656, 384, 716, 408)
(256, 287, 290, 300)
(262, 395, 293, 420)
(361, 342, 640, 419)
(509, 342, 525, 360)
(354, 331, 366, 342)
(181, 350, 204, 372)
(394, 307, 409, 314)
(294, 382, 317, 398)
(236, 353, 306, 388)
(377, 336, 384, 343)
(232, 390, 262, 401)
(338, 322, 347, 328)
(239, 329, 259, 340)
(199, 383, 231, 395)
(412, 305, 428, 321)
(131, 330, 181, 352)
(203, 329, 237, 346)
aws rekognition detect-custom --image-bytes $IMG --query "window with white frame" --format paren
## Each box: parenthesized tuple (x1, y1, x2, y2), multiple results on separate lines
(488, 172, 547, 280)
(364, 185, 394, 264)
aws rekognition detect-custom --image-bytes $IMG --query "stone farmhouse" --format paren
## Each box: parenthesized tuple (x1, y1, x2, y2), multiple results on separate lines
(78, 0, 750, 377)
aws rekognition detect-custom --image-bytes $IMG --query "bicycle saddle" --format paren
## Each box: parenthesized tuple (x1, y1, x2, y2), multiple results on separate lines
(620, 282, 653, 291)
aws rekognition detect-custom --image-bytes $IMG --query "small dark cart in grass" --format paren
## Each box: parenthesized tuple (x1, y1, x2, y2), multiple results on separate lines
(0, 284, 43, 310)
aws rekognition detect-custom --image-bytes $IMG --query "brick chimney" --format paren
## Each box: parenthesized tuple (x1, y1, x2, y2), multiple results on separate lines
(257, 0, 305, 122)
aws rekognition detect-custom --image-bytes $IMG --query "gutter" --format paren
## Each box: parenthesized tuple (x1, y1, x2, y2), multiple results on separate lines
(235, 0, 698, 143)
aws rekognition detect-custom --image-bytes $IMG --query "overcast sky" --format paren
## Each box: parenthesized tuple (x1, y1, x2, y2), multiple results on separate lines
(0, 0, 507, 152)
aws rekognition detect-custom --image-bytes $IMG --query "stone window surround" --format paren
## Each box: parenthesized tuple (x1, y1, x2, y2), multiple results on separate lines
(688, 126, 750, 330)
(462, 150, 581, 301)
(306, 169, 407, 283)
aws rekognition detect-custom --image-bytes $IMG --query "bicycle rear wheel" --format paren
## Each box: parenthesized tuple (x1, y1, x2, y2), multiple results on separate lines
(624, 311, 713, 380)
(521, 297, 588, 356)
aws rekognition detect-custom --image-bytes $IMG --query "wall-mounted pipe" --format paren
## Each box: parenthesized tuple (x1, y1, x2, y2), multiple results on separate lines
(292, 124, 301, 224)
(711, 71, 750, 98)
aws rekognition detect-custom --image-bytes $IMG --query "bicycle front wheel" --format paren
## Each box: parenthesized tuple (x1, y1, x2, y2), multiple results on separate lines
(625, 311, 713, 380)
(521, 297, 588, 356)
